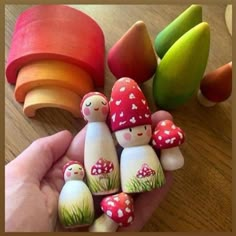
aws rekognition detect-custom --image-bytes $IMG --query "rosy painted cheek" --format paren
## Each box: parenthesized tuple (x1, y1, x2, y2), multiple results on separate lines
(102, 106, 108, 115)
(80, 171, 84, 177)
(123, 132, 132, 141)
(66, 171, 71, 177)
(146, 128, 152, 137)
(83, 107, 90, 116)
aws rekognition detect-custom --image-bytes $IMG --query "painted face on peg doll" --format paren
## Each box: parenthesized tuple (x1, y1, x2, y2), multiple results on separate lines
(115, 124, 152, 148)
(63, 161, 85, 182)
(109, 77, 153, 147)
(81, 92, 109, 122)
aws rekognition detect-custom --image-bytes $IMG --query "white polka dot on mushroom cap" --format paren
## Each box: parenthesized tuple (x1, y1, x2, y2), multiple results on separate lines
(125, 200, 130, 205)
(117, 209, 124, 217)
(128, 216, 133, 223)
(126, 207, 131, 212)
(106, 210, 112, 217)
(114, 197, 119, 202)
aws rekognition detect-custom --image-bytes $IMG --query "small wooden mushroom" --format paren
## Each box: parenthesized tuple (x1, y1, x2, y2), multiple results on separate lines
(81, 92, 120, 195)
(89, 192, 134, 232)
(58, 161, 94, 228)
(197, 62, 232, 107)
(152, 120, 185, 171)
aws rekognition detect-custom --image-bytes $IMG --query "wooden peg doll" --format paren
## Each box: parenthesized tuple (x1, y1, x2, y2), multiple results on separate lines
(109, 78, 165, 193)
(81, 92, 120, 195)
(58, 161, 94, 228)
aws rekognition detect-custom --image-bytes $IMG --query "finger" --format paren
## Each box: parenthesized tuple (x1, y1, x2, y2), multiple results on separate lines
(44, 126, 87, 192)
(66, 125, 87, 162)
(118, 171, 173, 232)
(50, 125, 87, 171)
(6, 130, 73, 183)
(151, 110, 173, 129)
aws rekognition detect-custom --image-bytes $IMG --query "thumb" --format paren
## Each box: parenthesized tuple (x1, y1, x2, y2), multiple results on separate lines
(6, 130, 73, 183)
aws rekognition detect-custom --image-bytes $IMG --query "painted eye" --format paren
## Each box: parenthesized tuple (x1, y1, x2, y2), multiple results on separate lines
(129, 128, 132, 132)
(101, 101, 107, 105)
(68, 167, 72, 171)
(86, 102, 91, 107)
(144, 126, 147, 130)
(79, 167, 82, 170)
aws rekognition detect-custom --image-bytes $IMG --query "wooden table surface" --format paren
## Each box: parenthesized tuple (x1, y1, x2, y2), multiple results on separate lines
(5, 4, 232, 232)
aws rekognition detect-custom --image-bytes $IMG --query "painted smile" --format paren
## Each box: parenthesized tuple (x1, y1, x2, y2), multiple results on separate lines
(137, 133, 143, 136)
(74, 172, 78, 174)
(94, 108, 99, 111)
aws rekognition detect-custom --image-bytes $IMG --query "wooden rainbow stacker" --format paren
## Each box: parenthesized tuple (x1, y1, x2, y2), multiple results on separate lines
(6, 5, 105, 117)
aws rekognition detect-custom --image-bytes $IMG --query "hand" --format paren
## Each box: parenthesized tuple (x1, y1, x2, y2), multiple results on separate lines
(5, 111, 173, 232)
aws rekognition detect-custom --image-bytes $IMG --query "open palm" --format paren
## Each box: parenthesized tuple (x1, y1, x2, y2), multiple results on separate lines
(5, 111, 173, 232)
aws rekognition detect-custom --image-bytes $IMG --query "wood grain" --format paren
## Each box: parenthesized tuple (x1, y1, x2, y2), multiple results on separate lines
(5, 4, 232, 232)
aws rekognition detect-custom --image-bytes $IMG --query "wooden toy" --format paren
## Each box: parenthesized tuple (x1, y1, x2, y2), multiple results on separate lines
(16, 60, 94, 118)
(225, 5, 232, 36)
(23, 85, 81, 118)
(153, 22, 210, 110)
(197, 62, 232, 107)
(108, 21, 157, 83)
(6, 5, 105, 117)
(155, 5, 202, 59)
(109, 77, 165, 193)
(89, 192, 134, 232)
(58, 161, 94, 228)
(15, 59, 94, 102)
(81, 92, 120, 195)
(152, 120, 185, 171)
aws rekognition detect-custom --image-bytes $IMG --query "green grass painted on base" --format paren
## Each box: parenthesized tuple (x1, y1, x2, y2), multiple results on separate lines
(126, 165, 165, 192)
(87, 171, 119, 193)
(59, 201, 94, 227)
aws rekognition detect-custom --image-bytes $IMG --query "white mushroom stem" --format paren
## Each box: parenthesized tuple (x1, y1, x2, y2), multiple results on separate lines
(197, 89, 216, 107)
(88, 213, 118, 232)
(160, 146, 184, 171)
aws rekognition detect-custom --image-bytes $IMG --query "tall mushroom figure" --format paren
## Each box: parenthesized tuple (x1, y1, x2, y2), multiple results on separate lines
(89, 192, 134, 232)
(58, 161, 94, 228)
(109, 77, 165, 193)
(81, 92, 120, 195)
(152, 120, 185, 171)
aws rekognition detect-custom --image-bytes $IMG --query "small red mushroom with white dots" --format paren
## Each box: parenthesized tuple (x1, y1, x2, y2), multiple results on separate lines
(136, 163, 155, 178)
(89, 192, 134, 232)
(91, 158, 114, 179)
(152, 120, 185, 171)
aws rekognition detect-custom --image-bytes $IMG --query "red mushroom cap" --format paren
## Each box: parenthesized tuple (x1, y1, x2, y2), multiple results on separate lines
(100, 192, 134, 227)
(152, 120, 185, 149)
(91, 158, 114, 175)
(109, 77, 152, 132)
(63, 160, 84, 175)
(136, 163, 156, 178)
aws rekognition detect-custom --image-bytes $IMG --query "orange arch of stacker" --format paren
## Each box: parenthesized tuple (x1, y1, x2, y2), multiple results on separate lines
(15, 60, 94, 102)
(23, 85, 82, 118)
